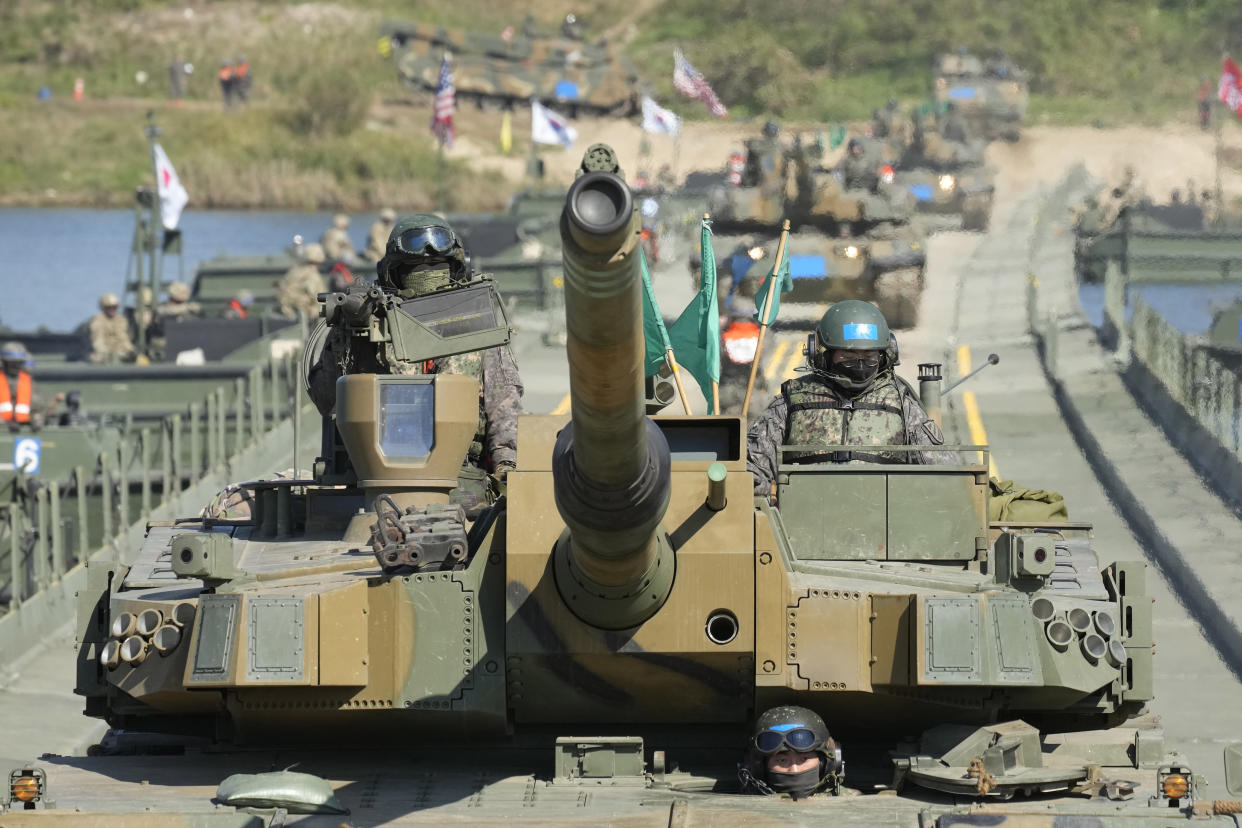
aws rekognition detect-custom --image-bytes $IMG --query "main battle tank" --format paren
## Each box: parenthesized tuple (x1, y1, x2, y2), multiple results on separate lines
(703, 135, 927, 328)
(382, 20, 639, 116)
(881, 113, 996, 231)
(932, 50, 1028, 142)
(53, 156, 1242, 824)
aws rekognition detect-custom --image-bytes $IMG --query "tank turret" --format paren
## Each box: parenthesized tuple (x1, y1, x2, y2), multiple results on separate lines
(551, 171, 674, 630)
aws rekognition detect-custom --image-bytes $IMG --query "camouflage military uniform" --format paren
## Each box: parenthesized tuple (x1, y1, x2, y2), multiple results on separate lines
(746, 371, 950, 494)
(320, 226, 355, 261)
(307, 326, 523, 471)
(88, 312, 135, 364)
(363, 213, 394, 262)
(276, 264, 326, 319)
(841, 151, 878, 191)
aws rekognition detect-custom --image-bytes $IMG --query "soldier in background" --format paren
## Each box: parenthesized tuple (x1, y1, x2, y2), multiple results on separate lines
(276, 243, 326, 319)
(168, 57, 188, 106)
(320, 213, 356, 261)
(157, 281, 202, 322)
(840, 138, 878, 191)
(88, 293, 137, 364)
(217, 60, 234, 108)
(940, 102, 970, 143)
(1, 341, 61, 432)
(746, 301, 949, 497)
(364, 207, 397, 262)
(233, 56, 251, 104)
(307, 214, 523, 480)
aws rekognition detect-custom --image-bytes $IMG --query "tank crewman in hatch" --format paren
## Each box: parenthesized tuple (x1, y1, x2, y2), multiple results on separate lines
(746, 300, 951, 496)
(1, 341, 63, 431)
(320, 213, 357, 261)
(307, 214, 523, 479)
(276, 243, 327, 319)
(840, 138, 878, 191)
(156, 281, 203, 322)
(738, 706, 844, 798)
(88, 293, 137, 364)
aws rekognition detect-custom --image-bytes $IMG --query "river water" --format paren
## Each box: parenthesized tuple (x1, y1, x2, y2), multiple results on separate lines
(1, 207, 380, 332)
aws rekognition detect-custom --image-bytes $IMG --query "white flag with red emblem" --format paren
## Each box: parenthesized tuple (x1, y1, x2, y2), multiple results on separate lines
(641, 95, 681, 137)
(152, 141, 188, 230)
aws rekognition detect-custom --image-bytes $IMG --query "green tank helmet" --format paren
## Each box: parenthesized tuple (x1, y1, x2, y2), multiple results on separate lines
(376, 213, 468, 298)
(812, 300, 892, 388)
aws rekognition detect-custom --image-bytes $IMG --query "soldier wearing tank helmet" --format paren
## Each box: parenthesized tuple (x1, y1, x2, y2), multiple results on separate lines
(307, 214, 523, 480)
(746, 300, 950, 496)
(738, 706, 844, 798)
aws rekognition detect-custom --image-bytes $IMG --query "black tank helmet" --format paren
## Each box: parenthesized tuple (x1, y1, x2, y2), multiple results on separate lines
(738, 705, 843, 798)
(376, 214, 468, 299)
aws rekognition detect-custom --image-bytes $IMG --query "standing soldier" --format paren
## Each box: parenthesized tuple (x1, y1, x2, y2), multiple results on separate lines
(363, 208, 397, 262)
(217, 60, 234, 108)
(307, 214, 523, 482)
(234, 56, 251, 104)
(320, 213, 356, 261)
(1198, 76, 1212, 131)
(168, 57, 187, 106)
(746, 301, 950, 498)
(88, 293, 137, 364)
(1, 342, 60, 432)
(276, 244, 327, 319)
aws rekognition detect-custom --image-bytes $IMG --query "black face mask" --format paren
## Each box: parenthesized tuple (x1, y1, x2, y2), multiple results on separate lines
(767, 766, 821, 798)
(834, 354, 880, 384)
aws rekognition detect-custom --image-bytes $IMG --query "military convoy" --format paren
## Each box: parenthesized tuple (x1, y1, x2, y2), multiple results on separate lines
(383, 20, 640, 116)
(884, 114, 995, 231)
(24, 158, 1234, 824)
(704, 134, 927, 328)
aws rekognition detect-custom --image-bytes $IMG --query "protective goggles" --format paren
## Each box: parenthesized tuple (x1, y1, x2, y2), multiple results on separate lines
(395, 225, 456, 257)
(754, 725, 825, 755)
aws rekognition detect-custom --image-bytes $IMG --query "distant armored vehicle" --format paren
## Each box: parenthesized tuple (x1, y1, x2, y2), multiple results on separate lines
(383, 20, 640, 116)
(933, 50, 1028, 141)
(886, 111, 995, 231)
(703, 135, 927, 328)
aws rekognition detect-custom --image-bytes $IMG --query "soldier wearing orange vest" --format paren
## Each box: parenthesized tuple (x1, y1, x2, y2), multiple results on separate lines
(1, 342, 60, 431)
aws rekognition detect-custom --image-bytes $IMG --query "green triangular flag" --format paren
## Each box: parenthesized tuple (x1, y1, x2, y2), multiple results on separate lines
(668, 218, 722, 413)
(753, 253, 793, 327)
(641, 248, 672, 377)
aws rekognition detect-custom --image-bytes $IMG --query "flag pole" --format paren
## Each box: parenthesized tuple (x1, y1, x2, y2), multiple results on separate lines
(666, 348, 692, 415)
(742, 219, 791, 415)
(705, 212, 725, 412)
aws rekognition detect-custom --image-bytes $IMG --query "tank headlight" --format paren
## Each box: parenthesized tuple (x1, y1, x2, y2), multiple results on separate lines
(747, 246, 765, 261)
(939, 174, 955, 191)
(1162, 773, 1189, 800)
(879, 165, 895, 185)
(842, 245, 860, 259)
(723, 335, 759, 364)
(11, 775, 39, 803)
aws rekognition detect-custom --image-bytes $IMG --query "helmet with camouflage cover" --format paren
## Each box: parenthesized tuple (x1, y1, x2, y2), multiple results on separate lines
(376, 213, 468, 298)
(739, 705, 842, 798)
(167, 281, 191, 302)
(303, 243, 326, 264)
(811, 300, 892, 389)
(99, 292, 121, 310)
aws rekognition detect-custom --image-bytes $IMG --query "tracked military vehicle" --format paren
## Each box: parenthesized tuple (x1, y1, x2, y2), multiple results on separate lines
(704, 135, 927, 327)
(883, 113, 995, 231)
(932, 50, 1028, 142)
(383, 20, 639, 116)
(29, 157, 1240, 825)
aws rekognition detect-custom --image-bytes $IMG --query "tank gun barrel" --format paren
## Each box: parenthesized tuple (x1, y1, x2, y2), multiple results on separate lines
(552, 171, 673, 629)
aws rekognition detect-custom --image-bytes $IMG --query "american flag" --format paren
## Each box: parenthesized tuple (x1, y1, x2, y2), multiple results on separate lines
(673, 48, 727, 118)
(431, 53, 455, 146)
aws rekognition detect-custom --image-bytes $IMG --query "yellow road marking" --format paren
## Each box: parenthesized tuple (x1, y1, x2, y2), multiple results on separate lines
(551, 393, 571, 415)
(783, 345, 803, 380)
(957, 344, 972, 376)
(764, 339, 790, 379)
(961, 390, 1000, 480)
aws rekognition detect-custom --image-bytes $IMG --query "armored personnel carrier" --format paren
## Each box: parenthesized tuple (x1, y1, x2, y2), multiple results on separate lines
(933, 50, 1028, 142)
(704, 135, 927, 328)
(28, 155, 1241, 824)
(383, 20, 640, 116)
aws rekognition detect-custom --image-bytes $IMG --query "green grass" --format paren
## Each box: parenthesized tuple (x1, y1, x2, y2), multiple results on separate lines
(3, 0, 1242, 207)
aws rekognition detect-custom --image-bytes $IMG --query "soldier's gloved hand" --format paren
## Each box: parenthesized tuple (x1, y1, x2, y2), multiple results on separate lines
(494, 461, 516, 482)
